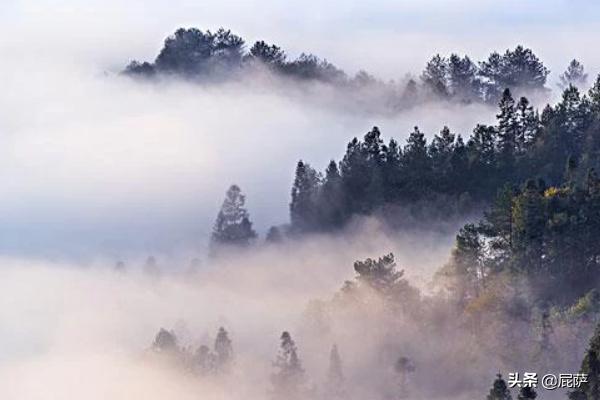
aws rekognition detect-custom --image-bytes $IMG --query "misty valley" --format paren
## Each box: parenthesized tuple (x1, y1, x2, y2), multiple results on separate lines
(3, 7, 600, 400)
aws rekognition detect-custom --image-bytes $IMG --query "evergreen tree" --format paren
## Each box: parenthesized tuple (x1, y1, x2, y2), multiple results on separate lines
(353, 253, 404, 294)
(214, 327, 233, 373)
(512, 179, 545, 272)
(211, 184, 257, 253)
(468, 124, 498, 198)
(402, 126, 432, 200)
(447, 54, 480, 102)
(429, 126, 456, 191)
(290, 161, 321, 232)
(486, 374, 513, 400)
(496, 89, 519, 179)
(421, 54, 449, 98)
(589, 75, 600, 112)
(479, 46, 548, 101)
(382, 138, 403, 202)
(449, 135, 470, 195)
(319, 160, 345, 229)
(271, 331, 305, 400)
(560, 59, 588, 90)
(515, 97, 539, 153)
(443, 223, 485, 306)
(248, 40, 286, 67)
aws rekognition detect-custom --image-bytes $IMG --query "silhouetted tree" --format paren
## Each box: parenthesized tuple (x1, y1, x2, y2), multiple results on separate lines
(271, 331, 305, 400)
(214, 327, 233, 373)
(211, 184, 257, 253)
(560, 59, 588, 90)
(486, 374, 513, 400)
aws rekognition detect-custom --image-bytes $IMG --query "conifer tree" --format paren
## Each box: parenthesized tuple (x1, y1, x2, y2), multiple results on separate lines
(515, 97, 539, 153)
(560, 59, 588, 90)
(486, 374, 513, 400)
(402, 126, 432, 200)
(421, 54, 449, 98)
(271, 331, 305, 400)
(447, 54, 480, 101)
(497, 89, 519, 177)
(290, 161, 321, 232)
(211, 184, 257, 253)
(319, 160, 345, 229)
(214, 327, 233, 373)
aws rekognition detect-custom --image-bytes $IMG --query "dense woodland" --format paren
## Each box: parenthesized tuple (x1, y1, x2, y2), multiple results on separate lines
(123, 27, 588, 110)
(122, 26, 600, 399)
(192, 77, 600, 399)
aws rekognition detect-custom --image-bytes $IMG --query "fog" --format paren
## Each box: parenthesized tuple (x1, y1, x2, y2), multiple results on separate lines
(0, 225, 457, 399)
(0, 48, 496, 259)
(1, 1, 598, 399)
(3, 0, 597, 258)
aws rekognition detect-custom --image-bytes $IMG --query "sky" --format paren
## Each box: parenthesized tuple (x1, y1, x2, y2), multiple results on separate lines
(1, 0, 600, 260)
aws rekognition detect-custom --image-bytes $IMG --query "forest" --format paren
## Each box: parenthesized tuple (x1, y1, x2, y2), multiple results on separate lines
(187, 51, 600, 398)
(4, 5, 600, 399)
(123, 26, 576, 112)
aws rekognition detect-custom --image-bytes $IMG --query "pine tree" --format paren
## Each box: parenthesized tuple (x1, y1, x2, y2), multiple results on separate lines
(353, 253, 405, 295)
(211, 184, 257, 253)
(560, 59, 588, 90)
(468, 124, 498, 198)
(421, 54, 449, 98)
(290, 161, 321, 232)
(324, 344, 345, 398)
(402, 126, 432, 200)
(248, 40, 286, 67)
(512, 179, 545, 272)
(589, 75, 600, 112)
(271, 331, 305, 400)
(486, 374, 513, 400)
(447, 54, 480, 102)
(444, 223, 485, 306)
(496, 89, 519, 177)
(515, 97, 539, 153)
(382, 138, 403, 202)
(214, 327, 233, 373)
(319, 160, 345, 229)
